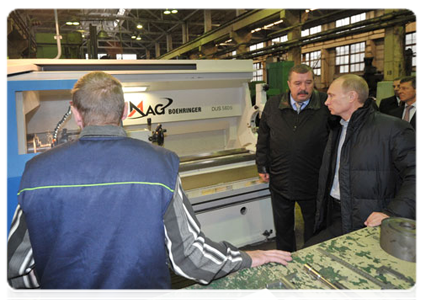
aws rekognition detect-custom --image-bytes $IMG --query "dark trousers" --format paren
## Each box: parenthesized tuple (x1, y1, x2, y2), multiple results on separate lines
(303, 196, 343, 248)
(270, 189, 316, 252)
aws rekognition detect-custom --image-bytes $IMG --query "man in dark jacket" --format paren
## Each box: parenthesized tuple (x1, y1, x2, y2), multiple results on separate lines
(305, 74, 415, 246)
(256, 64, 331, 251)
(8, 71, 292, 289)
(379, 77, 402, 114)
(387, 76, 416, 130)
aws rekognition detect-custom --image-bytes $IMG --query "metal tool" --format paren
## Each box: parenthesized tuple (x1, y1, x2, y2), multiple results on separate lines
(303, 263, 343, 289)
(377, 266, 415, 286)
(317, 248, 396, 289)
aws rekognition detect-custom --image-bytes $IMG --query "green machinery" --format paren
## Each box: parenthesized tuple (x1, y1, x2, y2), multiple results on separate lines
(249, 61, 294, 105)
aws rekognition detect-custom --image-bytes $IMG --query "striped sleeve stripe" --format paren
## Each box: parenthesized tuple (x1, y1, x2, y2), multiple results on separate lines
(164, 226, 208, 285)
(177, 179, 243, 264)
(20, 250, 38, 288)
(8, 205, 23, 242)
(181, 203, 243, 264)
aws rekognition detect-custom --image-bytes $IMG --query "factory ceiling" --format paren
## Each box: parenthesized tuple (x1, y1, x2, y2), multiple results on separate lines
(8, 8, 398, 60)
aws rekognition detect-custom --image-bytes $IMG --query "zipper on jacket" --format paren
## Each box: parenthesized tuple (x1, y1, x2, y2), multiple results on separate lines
(293, 111, 300, 132)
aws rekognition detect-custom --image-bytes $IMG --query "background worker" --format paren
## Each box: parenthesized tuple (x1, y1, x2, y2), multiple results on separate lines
(388, 76, 416, 130)
(379, 77, 403, 114)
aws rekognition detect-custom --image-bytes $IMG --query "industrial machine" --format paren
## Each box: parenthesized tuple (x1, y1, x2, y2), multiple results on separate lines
(7, 59, 275, 247)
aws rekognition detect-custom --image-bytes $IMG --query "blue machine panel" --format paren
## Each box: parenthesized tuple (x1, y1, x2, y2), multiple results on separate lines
(7, 79, 77, 231)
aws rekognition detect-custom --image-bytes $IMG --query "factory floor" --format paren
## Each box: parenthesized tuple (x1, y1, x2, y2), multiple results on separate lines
(170, 203, 305, 289)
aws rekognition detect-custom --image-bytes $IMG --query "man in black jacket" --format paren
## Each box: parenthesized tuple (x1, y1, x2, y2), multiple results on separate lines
(256, 64, 331, 251)
(305, 74, 415, 247)
(379, 77, 402, 114)
(387, 76, 416, 130)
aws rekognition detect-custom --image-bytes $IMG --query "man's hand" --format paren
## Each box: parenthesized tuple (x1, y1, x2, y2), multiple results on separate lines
(246, 250, 292, 268)
(364, 212, 390, 227)
(258, 173, 270, 183)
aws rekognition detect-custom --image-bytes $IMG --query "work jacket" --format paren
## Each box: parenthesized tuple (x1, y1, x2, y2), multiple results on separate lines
(314, 100, 416, 234)
(18, 125, 179, 289)
(256, 90, 331, 200)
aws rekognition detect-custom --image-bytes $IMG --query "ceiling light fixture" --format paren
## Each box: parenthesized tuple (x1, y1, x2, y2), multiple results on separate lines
(66, 18, 80, 26)
(164, 9, 171, 15)
(137, 24, 143, 29)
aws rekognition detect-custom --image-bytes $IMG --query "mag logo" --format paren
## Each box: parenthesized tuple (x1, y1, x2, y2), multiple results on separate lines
(128, 97, 173, 119)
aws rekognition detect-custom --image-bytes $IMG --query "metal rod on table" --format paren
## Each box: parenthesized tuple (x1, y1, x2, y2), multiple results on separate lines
(304, 264, 354, 300)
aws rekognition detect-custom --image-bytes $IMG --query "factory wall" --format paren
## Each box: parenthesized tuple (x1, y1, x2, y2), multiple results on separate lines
(255, 17, 416, 92)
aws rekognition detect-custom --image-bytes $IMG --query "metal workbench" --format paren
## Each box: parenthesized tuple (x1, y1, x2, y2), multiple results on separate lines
(189, 226, 416, 290)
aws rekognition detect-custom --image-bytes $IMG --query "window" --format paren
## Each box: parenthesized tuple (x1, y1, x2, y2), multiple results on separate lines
(250, 42, 264, 52)
(301, 25, 321, 37)
(272, 35, 288, 44)
(116, 54, 137, 60)
(335, 42, 365, 74)
(351, 13, 366, 24)
(405, 32, 416, 67)
(336, 13, 366, 27)
(302, 50, 321, 76)
(252, 62, 263, 81)
(85, 53, 108, 59)
(336, 17, 349, 27)
(310, 25, 322, 35)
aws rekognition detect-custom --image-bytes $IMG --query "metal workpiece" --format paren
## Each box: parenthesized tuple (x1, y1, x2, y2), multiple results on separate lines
(380, 217, 416, 263)
(318, 248, 420, 300)
(303, 263, 345, 289)
(179, 148, 255, 173)
(188, 227, 416, 290)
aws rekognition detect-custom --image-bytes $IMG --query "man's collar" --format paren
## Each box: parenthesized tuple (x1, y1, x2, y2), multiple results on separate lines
(289, 94, 311, 109)
(340, 118, 350, 127)
(405, 99, 420, 108)
(80, 125, 127, 138)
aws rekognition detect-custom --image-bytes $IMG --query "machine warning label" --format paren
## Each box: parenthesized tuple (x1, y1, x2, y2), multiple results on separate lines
(168, 107, 202, 114)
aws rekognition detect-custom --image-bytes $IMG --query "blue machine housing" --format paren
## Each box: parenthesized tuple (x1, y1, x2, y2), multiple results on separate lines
(7, 77, 77, 230)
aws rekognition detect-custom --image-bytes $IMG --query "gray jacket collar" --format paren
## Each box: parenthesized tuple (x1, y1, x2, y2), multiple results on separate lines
(80, 125, 127, 138)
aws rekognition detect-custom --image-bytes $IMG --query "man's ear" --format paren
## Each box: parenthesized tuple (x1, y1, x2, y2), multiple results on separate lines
(71, 106, 84, 129)
(121, 102, 128, 121)
(348, 91, 358, 102)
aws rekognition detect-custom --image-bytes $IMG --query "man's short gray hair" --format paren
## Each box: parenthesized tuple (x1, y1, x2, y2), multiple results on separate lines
(337, 74, 369, 104)
(71, 71, 125, 126)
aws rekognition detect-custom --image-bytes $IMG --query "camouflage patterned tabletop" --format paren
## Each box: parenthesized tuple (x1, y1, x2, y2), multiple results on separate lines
(188, 226, 416, 290)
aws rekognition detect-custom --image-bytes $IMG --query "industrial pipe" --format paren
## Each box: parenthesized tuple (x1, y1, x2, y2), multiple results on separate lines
(53, 9, 62, 59)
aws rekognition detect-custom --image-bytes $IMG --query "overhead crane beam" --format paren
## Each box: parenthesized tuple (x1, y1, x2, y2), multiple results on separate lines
(158, 9, 283, 59)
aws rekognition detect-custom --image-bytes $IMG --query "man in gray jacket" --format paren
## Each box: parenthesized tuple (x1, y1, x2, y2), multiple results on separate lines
(305, 74, 415, 247)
